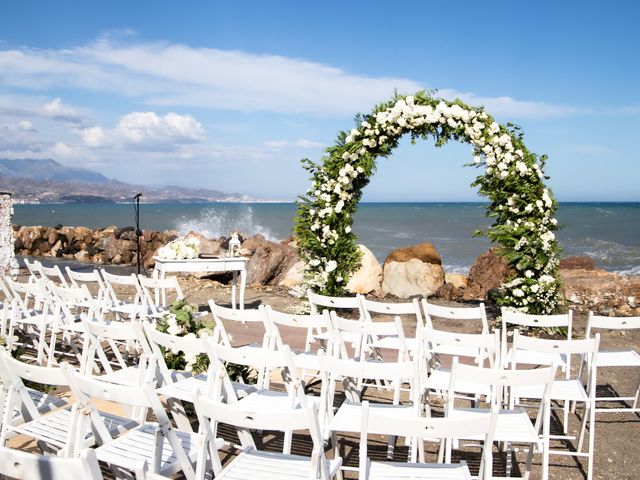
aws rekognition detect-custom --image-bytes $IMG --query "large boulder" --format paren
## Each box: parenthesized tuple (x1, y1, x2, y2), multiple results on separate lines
(463, 248, 514, 301)
(279, 260, 305, 288)
(561, 268, 640, 315)
(185, 231, 222, 256)
(382, 259, 445, 298)
(384, 242, 442, 266)
(246, 239, 299, 286)
(347, 245, 382, 294)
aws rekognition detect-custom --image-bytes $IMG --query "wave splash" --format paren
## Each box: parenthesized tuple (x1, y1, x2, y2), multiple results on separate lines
(174, 206, 277, 241)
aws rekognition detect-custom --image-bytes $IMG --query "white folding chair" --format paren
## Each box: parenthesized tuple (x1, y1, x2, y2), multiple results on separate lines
(500, 307, 572, 369)
(583, 312, 640, 414)
(0, 347, 68, 437)
(511, 332, 600, 480)
(359, 400, 498, 480)
(80, 317, 154, 387)
(263, 305, 335, 372)
(447, 359, 557, 480)
(192, 395, 342, 480)
(63, 365, 199, 479)
(203, 338, 311, 455)
(308, 289, 364, 348)
(421, 328, 501, 412)
(360, 297, 424, 355)
(422, 298, 489, 333)
(0, 277, 15, 337)
(145, 323, 256, 432)
(5, 279, 59, 365)
(0, 446, 103, 480)
(34, 260, 69, 287)
(66, 266, 107, 309)
(318, 351, 423, 470)
(0, 350, 137, 455)
(100, 270, 143, 320)
(23, 258, 42, 283)
(138, 275, 185, 315)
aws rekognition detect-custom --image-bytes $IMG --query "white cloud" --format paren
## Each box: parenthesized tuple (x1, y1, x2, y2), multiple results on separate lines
(437, 89, 586, 118)
(81, 111, 205, 150)
(1, 37, 638, 120)
(264, 140, 289, 150)
(294, 139, 324, 149)
(40, 97, 83, 123)
(17, 120, 36, 132)
(0, 38, 421, 115)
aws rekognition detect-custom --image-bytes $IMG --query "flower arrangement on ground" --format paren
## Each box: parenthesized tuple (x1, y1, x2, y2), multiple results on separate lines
(295, 90, 562, 315)
(156, 299, 251, 381)
(157, 235, 200, 260)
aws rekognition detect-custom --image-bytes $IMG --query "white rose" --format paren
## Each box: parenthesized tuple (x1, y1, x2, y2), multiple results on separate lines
(345, 226, 351, 233)
(326, 261, 337, 273)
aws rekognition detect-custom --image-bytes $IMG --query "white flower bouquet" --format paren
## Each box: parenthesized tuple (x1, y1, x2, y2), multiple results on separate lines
(157, 235, 201, 260)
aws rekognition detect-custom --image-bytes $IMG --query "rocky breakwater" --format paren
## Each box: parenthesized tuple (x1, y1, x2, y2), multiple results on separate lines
(13, 224, 178, 266)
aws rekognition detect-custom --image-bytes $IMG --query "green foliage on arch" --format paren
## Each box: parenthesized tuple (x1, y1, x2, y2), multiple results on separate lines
(295, 91, 562, 314)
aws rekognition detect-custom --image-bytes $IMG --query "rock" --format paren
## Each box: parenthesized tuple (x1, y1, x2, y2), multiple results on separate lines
(115, 226, 136, 241)
(384, 242, 442, 266)
(74, 250, 90, 261)
(381, 259, 445, 298)
(102, 237, 136, 263)
(240, 234, 266, 256)
(246, 239, 298, 286)
(279, 260, 305, 288)
(445, 273, 468, 289)
(561, 268, 640, 315)
(347, 245, 382, 294)
(185, 231, 221, 255)
(463, 248, 514, 301)
(560, 256, 597, 270)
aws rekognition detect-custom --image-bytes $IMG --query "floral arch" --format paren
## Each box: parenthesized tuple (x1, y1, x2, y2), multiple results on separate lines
(294, 91, 562, 314)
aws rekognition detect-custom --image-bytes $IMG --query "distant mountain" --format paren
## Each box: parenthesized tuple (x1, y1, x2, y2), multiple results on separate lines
(0, 158, 109, 184)
(0, 158, 255, 203)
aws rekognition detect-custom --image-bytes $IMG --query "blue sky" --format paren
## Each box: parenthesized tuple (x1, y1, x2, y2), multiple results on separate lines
(0, 1, 638, 201)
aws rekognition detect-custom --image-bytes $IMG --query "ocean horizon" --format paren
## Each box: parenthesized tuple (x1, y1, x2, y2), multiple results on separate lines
(13, 201, 640, 276)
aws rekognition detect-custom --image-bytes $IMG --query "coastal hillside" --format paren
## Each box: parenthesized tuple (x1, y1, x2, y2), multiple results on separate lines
(0, 158, 253, 204)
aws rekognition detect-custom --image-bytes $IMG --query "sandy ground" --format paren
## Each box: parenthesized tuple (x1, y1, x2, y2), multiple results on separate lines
(6, 270, 640, 479)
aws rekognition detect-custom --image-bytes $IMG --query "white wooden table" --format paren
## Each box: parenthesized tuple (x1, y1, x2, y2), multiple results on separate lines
(153, 256, 249, 309)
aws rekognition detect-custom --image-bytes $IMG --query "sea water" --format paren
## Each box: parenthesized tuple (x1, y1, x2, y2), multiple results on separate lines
(13, 202, 640, 275)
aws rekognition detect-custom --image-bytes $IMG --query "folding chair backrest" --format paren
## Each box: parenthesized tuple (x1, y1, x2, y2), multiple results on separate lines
(48, 283, 98, 316)
(421, 327, 500, 366)
(6, 278, 51, 312)
(449, 358, 556, 408)
(422, 298, 489, 332)
(264, 306, 330, 351)
(360, 297, 424, 326)
(138, 275, 184, 310)
(142, 323, 206, 383)
(318, 351, 417, 385)
(208, 299, 269, 347)
(307, 289, 363, 317)
(501, 308, 572, 331)
(586, 312, 640, 337)
(512, 330, 600, 383)
(329, 310, 407, 360)
(0, 446, 103, 480)
(192, 393, 328, 478)
(23, 258, 42, 281)
(100, 270, 140, 304)
(35, 261, 68, 287)
(0, 348, 68, 387)
(66, 267, 105, 291)
(204, 336, 295, 371)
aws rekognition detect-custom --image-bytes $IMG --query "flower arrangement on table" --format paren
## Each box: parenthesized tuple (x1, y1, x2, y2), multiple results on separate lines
(157, 235, 201, 260)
